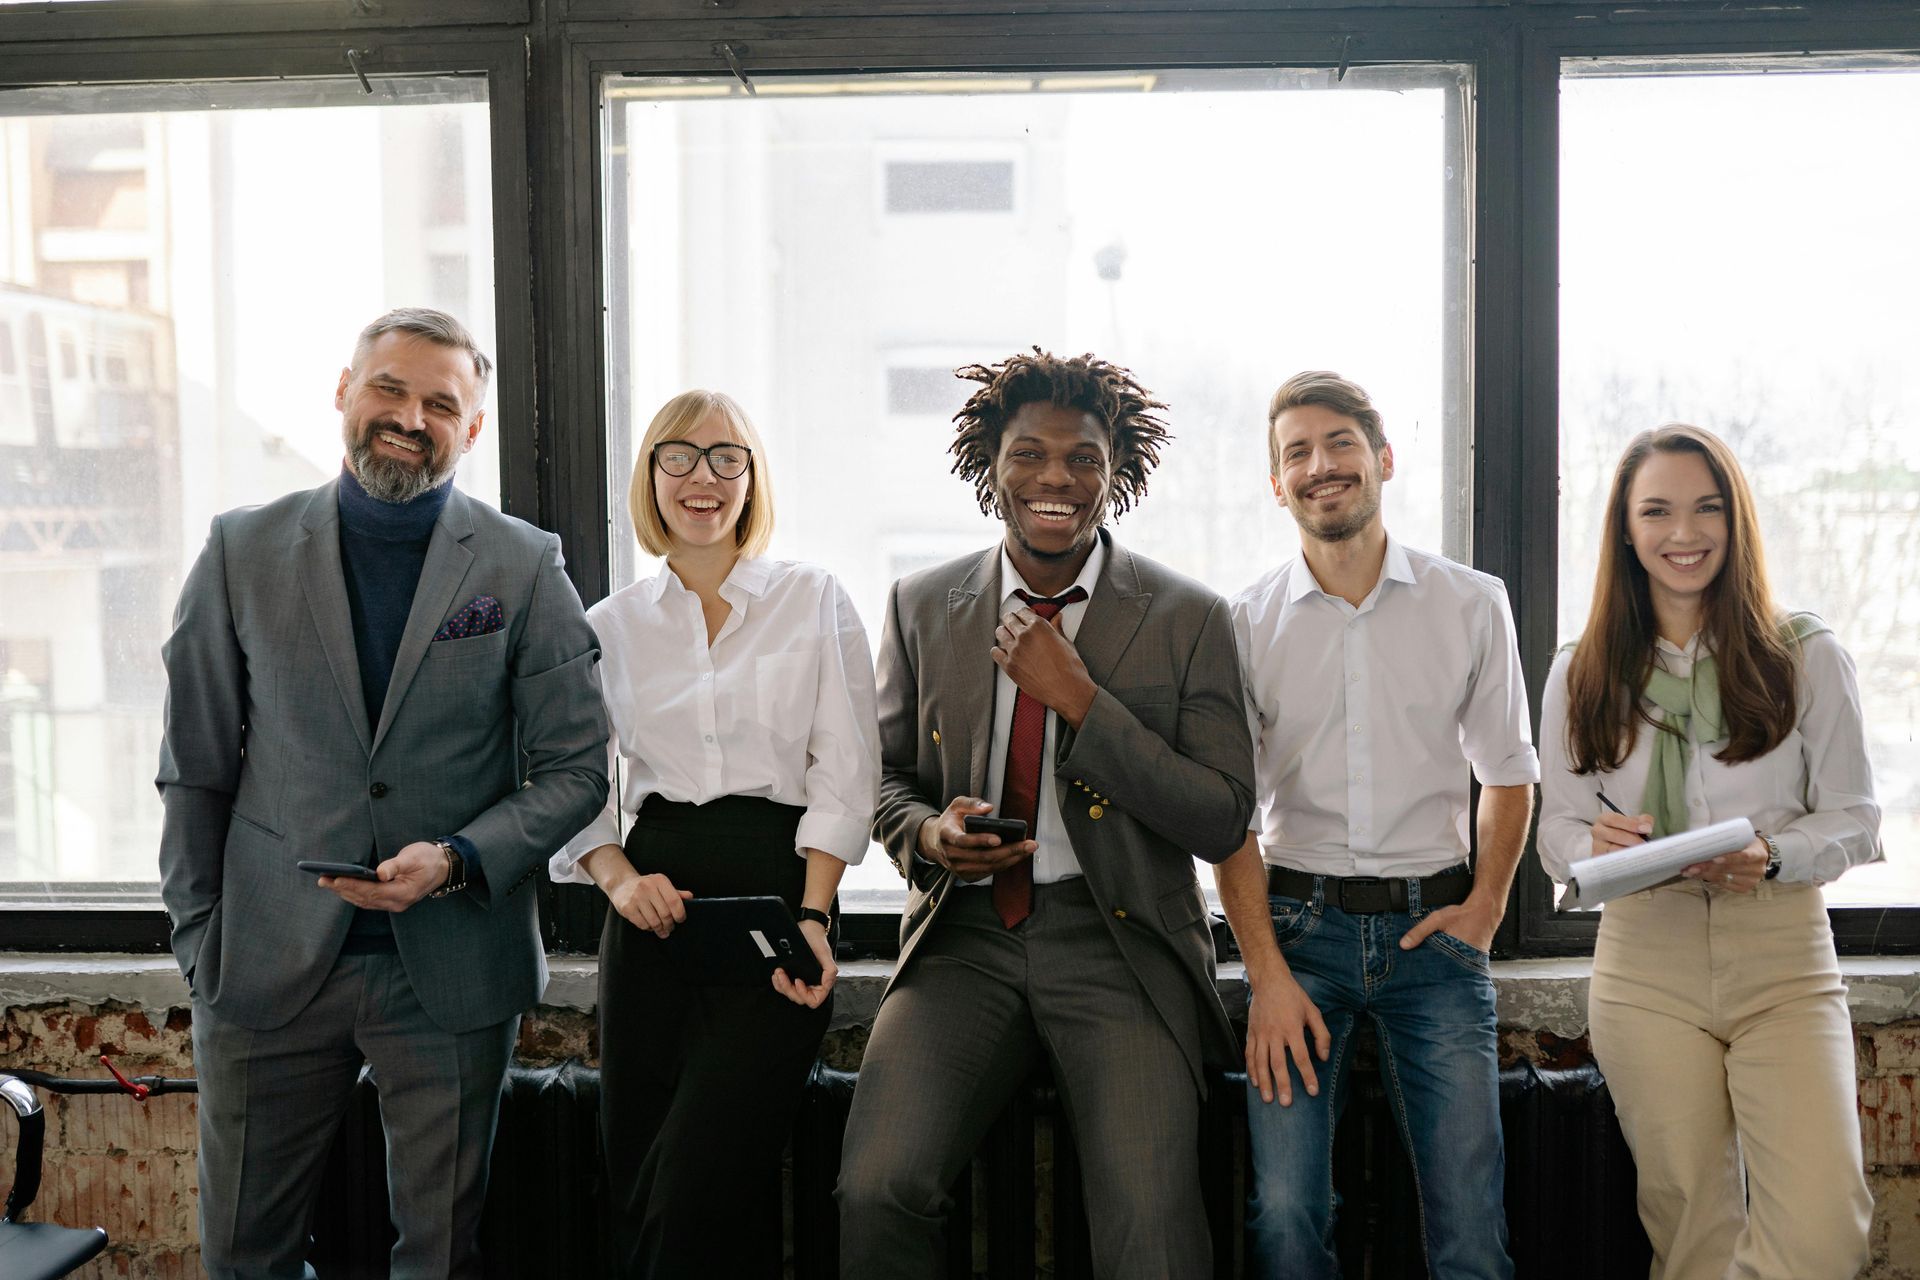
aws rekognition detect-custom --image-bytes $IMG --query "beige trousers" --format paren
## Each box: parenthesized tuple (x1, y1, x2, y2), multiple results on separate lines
(1589, 880, 1871, 1280)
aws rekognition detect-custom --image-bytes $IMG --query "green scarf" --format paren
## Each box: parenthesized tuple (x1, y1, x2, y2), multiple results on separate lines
(1637, 611, 1829, 838)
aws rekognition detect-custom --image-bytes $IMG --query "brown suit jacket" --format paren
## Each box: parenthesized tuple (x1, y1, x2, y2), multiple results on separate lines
(871, 530, 1254, 1090)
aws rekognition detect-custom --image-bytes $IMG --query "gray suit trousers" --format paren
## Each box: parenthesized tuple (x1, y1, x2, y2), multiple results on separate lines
(192, 951, 519, 1280)
(837, 878, 1209, 1280)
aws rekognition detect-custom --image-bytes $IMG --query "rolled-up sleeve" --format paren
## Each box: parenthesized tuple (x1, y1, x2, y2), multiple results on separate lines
(796, 583, 881, 864)
(1460, 582, 1541, 788)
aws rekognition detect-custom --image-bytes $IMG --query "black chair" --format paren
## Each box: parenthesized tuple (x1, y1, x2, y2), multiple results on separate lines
(0, 1075, 108, 1280)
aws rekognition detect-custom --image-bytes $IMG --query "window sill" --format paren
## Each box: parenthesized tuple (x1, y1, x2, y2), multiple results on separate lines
(4, 954, 1917, 1036)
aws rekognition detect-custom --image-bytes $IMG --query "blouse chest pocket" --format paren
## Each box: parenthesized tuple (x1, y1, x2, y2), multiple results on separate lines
(755, 650, 819, 730)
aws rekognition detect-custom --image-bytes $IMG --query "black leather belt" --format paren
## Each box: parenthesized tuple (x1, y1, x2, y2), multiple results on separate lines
(1267, 863, 1473, 914)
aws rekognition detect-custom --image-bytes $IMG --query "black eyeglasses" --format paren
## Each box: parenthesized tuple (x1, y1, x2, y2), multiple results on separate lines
(652, 439, 753, 480)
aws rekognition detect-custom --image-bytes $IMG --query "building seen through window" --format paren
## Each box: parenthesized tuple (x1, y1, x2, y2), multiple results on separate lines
(604, 68, 1473, 899)
(0, 78, 495, 898)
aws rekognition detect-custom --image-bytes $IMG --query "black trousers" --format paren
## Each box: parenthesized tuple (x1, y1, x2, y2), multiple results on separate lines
(598, 794, 833, 1278)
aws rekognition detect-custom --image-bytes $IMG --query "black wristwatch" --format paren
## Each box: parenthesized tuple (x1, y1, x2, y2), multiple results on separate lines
(796, 906, 832, 929)
(1759, 832, 1783, 880)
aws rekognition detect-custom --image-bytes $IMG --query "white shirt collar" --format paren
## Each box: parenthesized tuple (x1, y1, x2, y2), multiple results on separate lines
(998, 535, 1107, 608)
(641, 554, 775, 604)
(1284, 531, 1414, 605)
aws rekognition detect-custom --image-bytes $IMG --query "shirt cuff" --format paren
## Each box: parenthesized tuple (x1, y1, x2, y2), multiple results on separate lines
(443, 834, 485, 889)
(797, 810, 870, 865)
(1471, 755, 1542, 788)
(1770, 827, 1818, 884)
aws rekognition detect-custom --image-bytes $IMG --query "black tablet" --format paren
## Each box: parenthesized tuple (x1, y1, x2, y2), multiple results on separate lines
(667, 896, 824, 987)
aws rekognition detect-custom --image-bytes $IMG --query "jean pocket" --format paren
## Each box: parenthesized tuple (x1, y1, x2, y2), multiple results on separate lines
(1428, 929, 1490, 973)
(1268, 895, 1318, 947)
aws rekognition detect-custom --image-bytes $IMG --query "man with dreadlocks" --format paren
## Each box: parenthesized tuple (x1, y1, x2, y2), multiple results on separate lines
(836, 349, 1255, 1278)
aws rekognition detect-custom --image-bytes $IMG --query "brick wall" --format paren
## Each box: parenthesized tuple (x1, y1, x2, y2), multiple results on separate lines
(3, 1000, 1916, 1279)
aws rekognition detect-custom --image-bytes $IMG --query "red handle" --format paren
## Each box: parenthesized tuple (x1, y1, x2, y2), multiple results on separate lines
(100, 1054, 151, 1101)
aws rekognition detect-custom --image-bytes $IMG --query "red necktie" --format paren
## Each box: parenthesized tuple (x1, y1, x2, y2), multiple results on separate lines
(992, 586, 1088, 929)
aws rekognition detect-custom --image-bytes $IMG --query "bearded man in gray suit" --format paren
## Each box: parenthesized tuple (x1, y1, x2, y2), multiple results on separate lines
(157, 308, 607, 1279)
(837, 350, 1255, 1278)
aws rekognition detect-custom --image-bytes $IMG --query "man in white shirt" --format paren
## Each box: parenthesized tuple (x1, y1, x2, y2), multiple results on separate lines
(836, 349, 1256, 1278)
(1219, 371, 1538, 1280)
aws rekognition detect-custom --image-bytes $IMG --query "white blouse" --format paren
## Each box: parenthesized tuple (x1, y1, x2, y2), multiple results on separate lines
(1537, 628, 1882, 887)
(550, 556, 881, 883)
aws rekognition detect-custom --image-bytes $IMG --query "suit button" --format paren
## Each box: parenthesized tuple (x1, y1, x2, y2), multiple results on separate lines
(1089, 804, 1104, 819)
(369, 782, 388, 798)
(1113, 908, 1127, 919)
(932, 730, 941, 745)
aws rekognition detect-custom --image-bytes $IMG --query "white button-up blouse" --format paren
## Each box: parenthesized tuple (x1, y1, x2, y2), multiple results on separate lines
(550, 556, 881, 883)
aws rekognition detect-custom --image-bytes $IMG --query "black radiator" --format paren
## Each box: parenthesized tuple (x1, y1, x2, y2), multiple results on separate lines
(311, 1055, 1650, 1278)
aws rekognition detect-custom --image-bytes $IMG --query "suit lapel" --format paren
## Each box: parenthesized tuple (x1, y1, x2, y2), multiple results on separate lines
(944, 547, 1002, 796)
(297, 481, 373, 756)
(372, 489, 477, 753)
(1073, 533, 1151, 691)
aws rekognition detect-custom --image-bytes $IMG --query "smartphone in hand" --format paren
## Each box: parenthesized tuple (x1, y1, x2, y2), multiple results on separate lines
(962, 814, 1029, 844)
(296, 860, 380, 881)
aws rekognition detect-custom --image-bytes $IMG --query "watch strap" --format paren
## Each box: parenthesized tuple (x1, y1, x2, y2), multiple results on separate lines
(1759, 832, 1783, 880)
(796, 906, 832, 929)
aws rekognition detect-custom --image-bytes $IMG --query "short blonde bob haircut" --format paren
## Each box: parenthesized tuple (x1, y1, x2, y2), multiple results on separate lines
(628, 389, 775, 559)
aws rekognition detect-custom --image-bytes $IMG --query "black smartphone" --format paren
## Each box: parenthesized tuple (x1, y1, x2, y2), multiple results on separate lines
(963, 814, 1029, 844)
(296, 860, 380, 881)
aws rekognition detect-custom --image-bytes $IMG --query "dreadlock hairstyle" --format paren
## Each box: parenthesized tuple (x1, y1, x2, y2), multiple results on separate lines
(948, 347, 1171, 520)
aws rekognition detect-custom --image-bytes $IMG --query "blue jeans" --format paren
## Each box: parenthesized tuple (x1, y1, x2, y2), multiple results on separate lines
(1243, 874, 1512, 1280)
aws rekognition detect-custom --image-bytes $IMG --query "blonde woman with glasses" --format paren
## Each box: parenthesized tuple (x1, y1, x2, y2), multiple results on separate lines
(552, 390, 880, 1276)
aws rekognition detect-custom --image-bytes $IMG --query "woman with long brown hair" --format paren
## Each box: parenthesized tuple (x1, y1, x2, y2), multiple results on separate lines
(1537, 424, 1877, 1278)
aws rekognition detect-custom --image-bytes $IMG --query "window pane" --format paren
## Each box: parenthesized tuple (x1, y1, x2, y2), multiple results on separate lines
(1559, 64, 1920, 907)
(0, 78, 496, 899)
(605, 68, 1472, 900)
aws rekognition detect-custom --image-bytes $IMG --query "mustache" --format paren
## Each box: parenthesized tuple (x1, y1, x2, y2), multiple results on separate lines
(364, 419, 433, 450)
(1297, 474, 1363, 494)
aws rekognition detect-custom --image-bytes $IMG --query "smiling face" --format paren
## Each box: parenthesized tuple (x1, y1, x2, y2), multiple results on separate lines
(1625, 447, 1728, 617)
(991, 401, 1113, 564)
(1269, 402, 1393, 544)
(337, 330, 485, 503)
(653, 410, 752, 553)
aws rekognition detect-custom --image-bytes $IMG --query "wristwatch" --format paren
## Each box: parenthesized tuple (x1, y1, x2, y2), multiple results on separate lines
(796, 906, 833, 929)
(428, 840, 470, 898)
(1758, 831, 1783, 880)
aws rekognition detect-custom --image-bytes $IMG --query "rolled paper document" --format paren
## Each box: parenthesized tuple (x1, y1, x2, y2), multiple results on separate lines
(1560, 817, 1756, 910)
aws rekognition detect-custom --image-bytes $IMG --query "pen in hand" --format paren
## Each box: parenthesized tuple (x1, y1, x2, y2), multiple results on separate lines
(1598, 791, 1649, 844)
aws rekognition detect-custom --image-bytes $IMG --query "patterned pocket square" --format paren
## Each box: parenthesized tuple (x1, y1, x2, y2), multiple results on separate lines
(434, 595, 505, 641)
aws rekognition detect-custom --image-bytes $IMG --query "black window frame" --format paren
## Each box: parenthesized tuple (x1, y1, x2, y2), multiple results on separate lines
(1, 0, 1915, 960)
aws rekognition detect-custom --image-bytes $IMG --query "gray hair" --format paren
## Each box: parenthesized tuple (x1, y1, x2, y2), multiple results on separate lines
(350, 307, 493, 401)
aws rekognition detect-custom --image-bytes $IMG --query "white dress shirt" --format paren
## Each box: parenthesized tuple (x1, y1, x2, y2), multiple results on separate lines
(1537, 629, 1882, 887)
(1232, 536, 1541, 878)
(967, 538, 1106, 886)
(550, 556, 881, 883)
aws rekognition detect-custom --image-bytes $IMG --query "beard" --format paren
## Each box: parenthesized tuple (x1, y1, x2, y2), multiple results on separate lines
(1289, 474, 1382, 544)
(995, 484, 1104, 561)
(345, 417, 457, 504)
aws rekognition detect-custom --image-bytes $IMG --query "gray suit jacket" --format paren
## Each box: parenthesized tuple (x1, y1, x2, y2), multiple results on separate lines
(156, 478, 608, 1034)
(872, 531, 1254, 1090)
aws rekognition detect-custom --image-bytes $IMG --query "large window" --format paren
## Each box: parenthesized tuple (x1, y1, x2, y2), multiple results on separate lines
(1558, 61, 1920, 910)
(0, 77, 495, 902)
(603, 67, 1473, 899)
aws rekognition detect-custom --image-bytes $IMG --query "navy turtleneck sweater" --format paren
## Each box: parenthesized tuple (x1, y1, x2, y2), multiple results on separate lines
(337, 466, 457, 948)
(338, 465, 452, 728)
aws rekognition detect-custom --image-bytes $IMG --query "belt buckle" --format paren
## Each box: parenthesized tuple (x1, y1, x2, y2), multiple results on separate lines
(1337, 876, 1393, 914)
